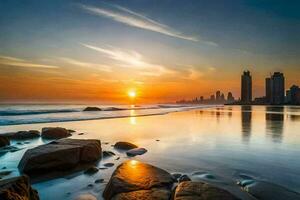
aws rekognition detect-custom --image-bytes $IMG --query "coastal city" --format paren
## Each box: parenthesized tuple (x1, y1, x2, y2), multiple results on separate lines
(177, 71, 300, 105)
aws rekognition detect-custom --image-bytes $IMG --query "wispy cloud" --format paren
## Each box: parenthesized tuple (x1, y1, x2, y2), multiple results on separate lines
(79, 4, 201, 42)
(59, 57, 112, 72)
(0, 55, 60, 69)
(81, 43, 174, 76)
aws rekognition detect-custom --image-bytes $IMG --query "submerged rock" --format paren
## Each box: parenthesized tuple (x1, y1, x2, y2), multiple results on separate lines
(84, 166, 99, 175)
(178, 175, 191, 182)
(0, 175, 39, 200)
(242, 180, 300, 200)
(126, 148, 147, 157)
(174, 181, 240, 200)
(18, 139, 102, 177)
(103, 151, 116, 158)
(95, 179, 104, 183)
(0, 136, 10, 147)
(103, 163, 114, 167)
(103, 160, 174, 200)
(2, 130, 40, 140)
(41, 127, 72, 139)
(114, 142, 138, 150)
(83, 107, 102, 111)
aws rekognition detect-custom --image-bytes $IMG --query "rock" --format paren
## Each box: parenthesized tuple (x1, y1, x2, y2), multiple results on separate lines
(172, 173, 182, 180)
(18, 139, 102, 176)
(83, 107, 102, 111)
(126, 148, 147, 157)
(115, 157, 120, 160)
(0, 170, 12, 178)
(103, 160, 174, 200)
(242, 181, 300, 200)
(95, 179, 104, 183)
(78, 133, 84, 135)
(174, 181, 240, 200)
(112, 188, 171, 200)
(12, 130, 40, 140)
(156, 139, 160, 142)
(67, 129, 76, 133)
(75, 194, 97, 200)
(114, 142, 138, 150)
(103, 163, 114, 167)
(41, 127, 72, 139)
(84, 166, 99, 175)
(103, 151, 116, 158)
(0, 136, 10, 147)
(0, 146, 21, 157)
(0, 175, 39, 200)
(178, 175, 191, 182)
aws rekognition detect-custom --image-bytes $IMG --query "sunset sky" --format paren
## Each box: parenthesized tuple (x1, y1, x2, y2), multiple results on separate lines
(0, 0, 299, 103)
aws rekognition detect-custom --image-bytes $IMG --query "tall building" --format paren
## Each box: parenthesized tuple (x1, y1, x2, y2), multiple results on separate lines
(289, 85, 300, 105)
(227, 92, 235, 103)
(270, 72, 285, 105)
(216, 91, 221, 101)
(241, 71, 252, 103)
(265, 77, 272, 103)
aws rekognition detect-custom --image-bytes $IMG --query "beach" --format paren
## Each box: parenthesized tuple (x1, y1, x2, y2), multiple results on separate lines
(1, 105, 300, 199)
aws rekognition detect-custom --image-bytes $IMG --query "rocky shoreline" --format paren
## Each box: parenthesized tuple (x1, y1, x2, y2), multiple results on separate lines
(1, 126, 300, 200)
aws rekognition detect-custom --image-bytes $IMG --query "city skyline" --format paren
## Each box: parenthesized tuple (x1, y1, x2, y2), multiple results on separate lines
(1, 0, 300, 103)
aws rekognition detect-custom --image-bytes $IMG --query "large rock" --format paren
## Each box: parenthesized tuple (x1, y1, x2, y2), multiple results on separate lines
(174, 181, 240, 200)
(83, 107, 102, 111)
(0, 175, 39, 200)
(114, 142, 138, 150)
(0, 135, 10, 147)
(112, 188, 171, 200)
(103, 160, 174, 200)
(18, 139, 102, 176)
(41, 127, 72, 139)
(2, 130, 40, 140)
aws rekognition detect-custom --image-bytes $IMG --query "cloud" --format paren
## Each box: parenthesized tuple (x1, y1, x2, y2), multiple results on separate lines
(59, 57, 112, 72)
(0, 55, 60, 69)
(79, 4, 201, 42)
(81, 43, 174, 76)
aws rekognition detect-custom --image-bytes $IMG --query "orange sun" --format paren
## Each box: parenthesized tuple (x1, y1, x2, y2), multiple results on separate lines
(128, 90, 136, 98)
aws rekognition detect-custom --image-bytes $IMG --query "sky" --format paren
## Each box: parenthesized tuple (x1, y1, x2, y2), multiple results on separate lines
(0, 0, 299, 103)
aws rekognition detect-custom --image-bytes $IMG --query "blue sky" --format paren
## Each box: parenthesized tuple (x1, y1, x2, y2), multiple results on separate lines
(0, 0, 299, 102)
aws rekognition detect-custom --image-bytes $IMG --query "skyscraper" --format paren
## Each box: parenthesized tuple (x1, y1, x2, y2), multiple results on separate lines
(265, 77, 272, 103)
(241, 71, 252, 103)
(227, 92, 235, 103)
(270, 72, 285, 105)
(216, 91, 221, 101)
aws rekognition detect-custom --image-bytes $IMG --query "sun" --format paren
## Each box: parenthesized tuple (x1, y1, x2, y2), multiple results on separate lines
(128, 90, 136, 98)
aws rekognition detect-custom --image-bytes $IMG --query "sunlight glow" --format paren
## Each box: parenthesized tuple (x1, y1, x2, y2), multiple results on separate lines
(128, 90, 136, 98)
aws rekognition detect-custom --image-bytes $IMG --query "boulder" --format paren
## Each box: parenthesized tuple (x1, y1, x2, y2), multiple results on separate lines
(41, 127, 72, 139)
(18, 139, 102, 176)
(83, 107, 102, 111)
(114, 142, 138, 150)
(174, 181, 240, 200)
(0, 136, 10, 147)
(3, 130, 40, 140)
(112, 188, 171, 200)
(126, 148, 147, 157)
(0, 175, 39, 200)
(103, 160, 174, 200)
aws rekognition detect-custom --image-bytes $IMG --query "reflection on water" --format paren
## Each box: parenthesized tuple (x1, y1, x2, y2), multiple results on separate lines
(241, 106, 252, 142)
(266, 107, 284, 143)
(1, 105, 300, 199)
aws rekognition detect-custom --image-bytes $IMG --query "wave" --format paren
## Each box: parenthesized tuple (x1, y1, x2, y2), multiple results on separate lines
(0, 105, 217, 126)
(0, 108, 81, 116)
